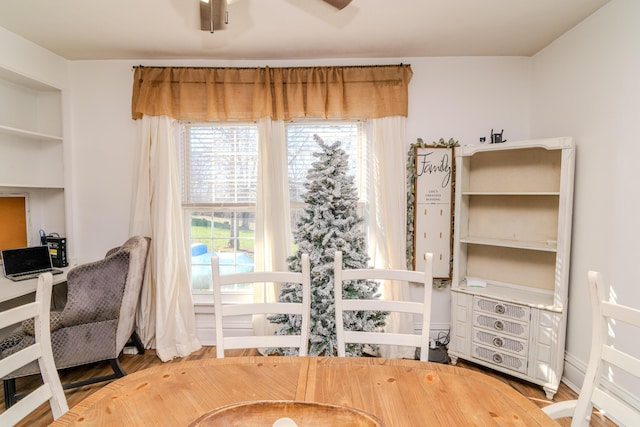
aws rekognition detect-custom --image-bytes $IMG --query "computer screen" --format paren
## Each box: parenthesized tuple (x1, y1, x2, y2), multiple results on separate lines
(1, 246, 52, 276)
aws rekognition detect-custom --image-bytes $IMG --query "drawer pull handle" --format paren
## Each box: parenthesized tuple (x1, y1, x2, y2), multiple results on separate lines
(492, 354, 503, 364)
(494, 320, 505, 331)
(493, 337, 504, 347)
(495, 304, 506, 315)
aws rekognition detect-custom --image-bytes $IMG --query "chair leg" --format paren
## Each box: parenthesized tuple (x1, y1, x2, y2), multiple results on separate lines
(3, 378, 16, 408)
(3, 358, 127, 400)
(110, 358, 126, 378)
(61, 358, 127, 390)
(5, 358, 129, 402)
(128, 331, 145, 355)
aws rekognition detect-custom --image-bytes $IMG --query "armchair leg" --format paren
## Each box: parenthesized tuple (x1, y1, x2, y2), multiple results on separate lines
(5, 357, 129, 404)
(110, 358, 126, 378)
(62, 358, 127, 390)
(128, 331, 145, 355)
(3, 378, 16, 408)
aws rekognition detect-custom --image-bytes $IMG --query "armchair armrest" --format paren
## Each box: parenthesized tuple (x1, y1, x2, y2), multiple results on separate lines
(22, 310, 64, 335)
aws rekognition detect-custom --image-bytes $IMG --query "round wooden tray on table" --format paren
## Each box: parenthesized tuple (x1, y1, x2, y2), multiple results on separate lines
(189, 400, 384, 427)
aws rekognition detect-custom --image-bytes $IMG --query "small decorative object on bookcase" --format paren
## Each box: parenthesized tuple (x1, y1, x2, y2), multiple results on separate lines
(490, 129, 506, 143)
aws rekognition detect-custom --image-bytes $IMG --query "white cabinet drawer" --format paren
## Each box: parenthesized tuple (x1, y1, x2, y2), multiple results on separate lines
(472, 327, 528, 357)
(473, 312, 529, 338)
(472, 344, 528, 375)
(473, 296, 530, 322)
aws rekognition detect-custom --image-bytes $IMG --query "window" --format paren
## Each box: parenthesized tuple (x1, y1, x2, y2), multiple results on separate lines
(180, 123, 258, 292)
(179, 120, 367, 293)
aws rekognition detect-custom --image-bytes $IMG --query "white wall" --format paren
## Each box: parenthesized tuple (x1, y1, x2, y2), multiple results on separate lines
(406, 56, 531, 146)
(531, 0, 640, 396)
(68, 61, 138, 260)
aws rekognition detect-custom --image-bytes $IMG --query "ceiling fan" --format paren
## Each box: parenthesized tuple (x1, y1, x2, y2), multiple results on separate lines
(200, 0, 352, 33)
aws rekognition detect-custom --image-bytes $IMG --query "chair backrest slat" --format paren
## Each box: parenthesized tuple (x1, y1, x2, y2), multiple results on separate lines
(0, 345, 41, 378)
(212, 254, 311, 358)
(334, 251, 433, 361)
(341, 299, 425, 315)
(0, 273, 68, 425)
(570, 271, 640, 427)
(591, 388, 639, 427)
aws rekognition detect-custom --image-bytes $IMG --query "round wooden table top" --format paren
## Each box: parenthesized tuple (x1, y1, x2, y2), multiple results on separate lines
(50, 356, 556, 426)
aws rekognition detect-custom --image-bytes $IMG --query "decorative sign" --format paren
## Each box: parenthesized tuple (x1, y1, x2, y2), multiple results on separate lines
(413, 147, 454, 279)
(415, 147, 453, 204)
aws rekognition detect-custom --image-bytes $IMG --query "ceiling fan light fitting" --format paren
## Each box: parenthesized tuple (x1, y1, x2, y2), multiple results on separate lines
(322, 0, 352, 10)
(200, 0, 228, 33)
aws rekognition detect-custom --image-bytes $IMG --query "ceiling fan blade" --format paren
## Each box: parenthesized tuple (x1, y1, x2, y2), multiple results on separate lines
(322, 0, 352, 10)
(200, 0, 228, 33)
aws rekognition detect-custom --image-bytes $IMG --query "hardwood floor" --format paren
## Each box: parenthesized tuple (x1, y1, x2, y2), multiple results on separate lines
(6, 347, 616, 426)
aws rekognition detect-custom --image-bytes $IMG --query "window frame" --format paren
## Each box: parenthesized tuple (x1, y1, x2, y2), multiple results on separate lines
(179, 122, 259, 304)
(180, 119, 369, 304)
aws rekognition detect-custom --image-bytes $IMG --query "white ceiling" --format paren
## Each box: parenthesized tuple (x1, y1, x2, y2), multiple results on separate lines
(0, 0, 609, 61)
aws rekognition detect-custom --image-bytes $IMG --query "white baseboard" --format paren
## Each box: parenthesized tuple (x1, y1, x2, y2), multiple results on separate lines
(560, 352, 586, 393)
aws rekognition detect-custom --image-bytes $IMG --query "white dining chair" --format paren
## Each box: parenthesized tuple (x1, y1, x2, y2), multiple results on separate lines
(333, 251, 434, 361)
(212, 253, 311, 358)
(0, 273, 68, 425)
(543, 270, 640, 427)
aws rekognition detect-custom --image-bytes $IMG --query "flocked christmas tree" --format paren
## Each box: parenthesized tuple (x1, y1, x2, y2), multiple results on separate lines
(268, 135, 387, 356)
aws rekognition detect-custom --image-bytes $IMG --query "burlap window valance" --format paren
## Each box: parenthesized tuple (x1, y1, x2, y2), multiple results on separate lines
(131, 64, 412, 121)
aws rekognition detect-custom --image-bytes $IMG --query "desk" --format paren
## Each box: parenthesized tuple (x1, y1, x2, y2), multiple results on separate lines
(0, 267, 70, 303)
(51, 356, 555, 426)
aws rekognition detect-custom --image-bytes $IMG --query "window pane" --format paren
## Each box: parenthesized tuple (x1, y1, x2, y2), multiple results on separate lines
(286, 122, 365, 202)
(184, 125, 258, 204)
(286, 121, 368, 242)
(189, 210, 255, 291)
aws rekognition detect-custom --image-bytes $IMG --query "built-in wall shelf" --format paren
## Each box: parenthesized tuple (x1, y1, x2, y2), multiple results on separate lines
(0, 182, 64, 190)
(0, 67, 58, 91)
(0, 65, 66, 247)
(0, 124, 63, 142)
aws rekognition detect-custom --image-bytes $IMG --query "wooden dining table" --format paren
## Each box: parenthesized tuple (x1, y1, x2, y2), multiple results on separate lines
(50, 356, 556, 426)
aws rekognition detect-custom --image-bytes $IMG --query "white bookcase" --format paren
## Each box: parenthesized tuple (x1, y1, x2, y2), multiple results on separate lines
(448, 137, 575, 399)
(0, 66, 66, 246)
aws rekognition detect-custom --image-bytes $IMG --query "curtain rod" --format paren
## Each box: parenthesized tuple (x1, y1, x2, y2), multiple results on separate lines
(132, 63, 408, 71)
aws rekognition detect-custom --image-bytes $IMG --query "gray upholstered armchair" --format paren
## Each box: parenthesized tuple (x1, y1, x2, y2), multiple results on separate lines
(1, 235, 150, 407)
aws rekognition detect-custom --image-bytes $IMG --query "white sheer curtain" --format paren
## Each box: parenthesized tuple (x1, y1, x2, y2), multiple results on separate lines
(253, 118, 292, 337)
(367, 116, 415, 359)
(130, 115, 202, 361)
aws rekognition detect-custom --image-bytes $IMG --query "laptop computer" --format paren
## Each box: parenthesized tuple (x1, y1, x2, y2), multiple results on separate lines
(1, 245, 64, 282)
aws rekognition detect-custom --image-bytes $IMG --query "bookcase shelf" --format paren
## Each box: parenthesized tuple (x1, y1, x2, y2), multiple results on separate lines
(459, 237, 557, 252)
